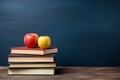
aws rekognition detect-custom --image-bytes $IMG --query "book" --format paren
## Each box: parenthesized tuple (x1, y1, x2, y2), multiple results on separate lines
(10, 46, 58, 55)
(9, 62, 56, 68)
(8, 55, 54, 62)
(8, 68, 55, 75)
(9, 53, 56, 57)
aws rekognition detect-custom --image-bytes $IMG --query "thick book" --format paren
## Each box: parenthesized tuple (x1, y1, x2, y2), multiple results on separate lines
(8, 55, 55, 62)
(9, 62, 56, 68)
(10, 46, 58, 55)
(8, 68, 55, 76)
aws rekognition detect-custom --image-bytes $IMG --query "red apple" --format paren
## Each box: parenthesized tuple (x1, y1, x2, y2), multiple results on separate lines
(24, 33, 38, 48)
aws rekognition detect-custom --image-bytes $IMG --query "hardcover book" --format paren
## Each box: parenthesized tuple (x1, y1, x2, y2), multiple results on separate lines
(10, 46, 58, 55)
(8, 68, 55, 76)
(9, 62, 56, 68)
(8, 55, 55, 62)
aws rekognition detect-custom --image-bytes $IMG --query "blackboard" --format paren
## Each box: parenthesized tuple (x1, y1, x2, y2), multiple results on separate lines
(0, 0, 120, 66)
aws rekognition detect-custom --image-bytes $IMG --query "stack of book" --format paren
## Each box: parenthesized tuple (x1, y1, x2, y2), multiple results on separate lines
(8, 46, 58, 76)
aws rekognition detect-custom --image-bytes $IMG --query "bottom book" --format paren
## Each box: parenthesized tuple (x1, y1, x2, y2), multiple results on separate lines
(8, 68, 55, 76)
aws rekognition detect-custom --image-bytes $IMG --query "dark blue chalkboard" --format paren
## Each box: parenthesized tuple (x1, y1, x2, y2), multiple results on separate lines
(0, 0, 120, 66)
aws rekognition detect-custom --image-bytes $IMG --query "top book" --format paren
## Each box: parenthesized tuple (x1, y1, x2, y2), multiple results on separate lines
(10, 46, 58, 55)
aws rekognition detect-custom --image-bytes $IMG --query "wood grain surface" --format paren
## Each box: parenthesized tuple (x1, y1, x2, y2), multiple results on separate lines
(0, 66, 120, 80)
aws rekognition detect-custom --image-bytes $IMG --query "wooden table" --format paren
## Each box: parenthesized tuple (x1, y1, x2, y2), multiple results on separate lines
(0, 66, 120, 80)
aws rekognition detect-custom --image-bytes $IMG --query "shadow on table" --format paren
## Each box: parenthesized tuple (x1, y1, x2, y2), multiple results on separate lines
(55, 67, 64, 75)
